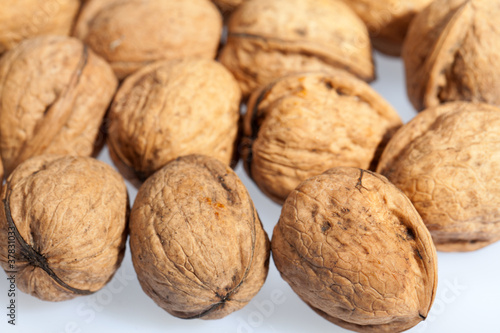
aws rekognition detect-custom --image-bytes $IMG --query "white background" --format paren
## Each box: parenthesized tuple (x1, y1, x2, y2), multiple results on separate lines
(1, 52, 499, 333)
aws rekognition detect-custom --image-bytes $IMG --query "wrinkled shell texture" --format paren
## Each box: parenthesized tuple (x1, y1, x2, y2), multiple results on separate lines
(0, 35, 117, 177)
(242, 71, 401, 204)
(377, 102, 500, 251)
(340, 0, 433, 56)
(130, 155, 270, 319)
(403, 0, 500, 111)
(107, 58, 241, 187)
(219, 0, 374, 97)
(74, 0, 222, 79)
(272, 167, 437, 333)
(0, 155, 129, 301)
(0, 0, 80, 55)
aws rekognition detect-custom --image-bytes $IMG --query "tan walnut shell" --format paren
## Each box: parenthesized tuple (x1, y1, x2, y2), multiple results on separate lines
(0, 0, 80, 55)
(0, 155, 129, 302)
(107, 58, 241, 187)
(272, 167, 438, 333)
(403, 0, 500, 111)
(0, 35, 117, 178)
(340, 0, 433, 56)
(74, 0, 222, 79)
(219, 0, 374, 98)
(130, 154, 270, 319)
(377, 102, 500, 252)
(242, 71, 402, 204)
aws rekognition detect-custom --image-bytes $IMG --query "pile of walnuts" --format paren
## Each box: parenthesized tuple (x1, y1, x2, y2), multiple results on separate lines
(0, 0, 498, 332)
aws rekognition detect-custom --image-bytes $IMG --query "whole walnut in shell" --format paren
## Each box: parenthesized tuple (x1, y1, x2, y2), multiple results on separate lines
(242, 71, 401, 204)
(130, 155, 270, 319)
(74, 0, 222, 79)
(377, 102, 500, 251)
(219, 0, 374, 97)
(0, 155, 129, 301)
(0, 35, 117, 178)
(0, 0, 80, 55)
(272, 167, 438, 333)
(340, 0, 434, 56)
(403, 0, 500, 111)
(107, 58, 241, 187)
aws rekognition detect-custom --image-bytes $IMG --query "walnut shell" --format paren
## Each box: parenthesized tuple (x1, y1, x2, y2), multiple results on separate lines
(74, 0, 222, 79)
(272, 167, 438, 333)
(340, 0, 433, 56)
(0, 35, 117, 178)
(0, 155, 129, 301)
(242, 71, 401, 204)
(0, 0, 80, 55)
(219, 0, 374, 98)
(403, 0, 500, 111)
(107, 58, 241, 187)
(130, 154, 270, 319)
(377, 102, 500, 251)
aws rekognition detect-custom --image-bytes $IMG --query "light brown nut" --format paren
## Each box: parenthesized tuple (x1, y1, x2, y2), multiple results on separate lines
(272, 167, 438, 333)
(377, 102, 500, 251)
(219, 0, 374, 98)
(0, 35, 117, 178)
(0, 155, 129, 301)
(339, 0, 433, 56)
(403, 0, 500, 111)
(130, 155, 270, 319)
(241, 71, 402, 204)
(74, 0, 222, 79)
(107, 58, 241, 187)
(0, 0, 80, 55)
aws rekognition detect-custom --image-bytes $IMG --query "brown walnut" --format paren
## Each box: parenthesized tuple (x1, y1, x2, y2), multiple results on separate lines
(242, 71, 402, 204)
(0, 155, 129, 301)
(74, 0, 222, 79)
(0, 0, 80, 55)
(130, 155, 270, 319)
(219, 0, 374, 98)
(403, 0, 500, 111)
(0, 35, 117, 178)
(340, 0, 433, 56)
(107, 58, 241, 187)
(272, 167, 438, 333)
(377, 102, 500, 251)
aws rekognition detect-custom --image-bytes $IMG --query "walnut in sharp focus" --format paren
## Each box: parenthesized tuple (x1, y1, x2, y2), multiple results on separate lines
(241, 71, 401, 204)
(0, 35, 117, 178)
(272, 167, 438, 333)
(219, 0, 374, 98)
(0, 155, 129, 301)
(107, 58, 241, 187)
(130, 155, 270, 319)
(73, 0, 222, 79)
(377, 102, 500, 251)
(339, 0, 434, 56)
(403, 0, 500, 111)
(0, 0, 80, 55)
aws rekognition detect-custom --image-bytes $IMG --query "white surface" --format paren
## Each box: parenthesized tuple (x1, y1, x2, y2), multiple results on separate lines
(1, 52, 499, 333)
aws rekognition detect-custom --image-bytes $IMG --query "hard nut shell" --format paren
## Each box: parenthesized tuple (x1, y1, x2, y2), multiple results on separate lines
(272, 167, 438, 333)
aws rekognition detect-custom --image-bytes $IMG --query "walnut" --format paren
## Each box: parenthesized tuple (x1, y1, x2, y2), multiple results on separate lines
(0, 155, 129, 301)
(130, 154, 270, 319)
(241, 71, 402, 204)
(0, 36, 117, 178)
(107, 58, 241, 187)
(219, 0, 374, 98)
(403, 0, 500, 111)
(377, 102, 500, 251)
(73, 0, 222, 79)
(272, 167, 438, 333)
(339, 0, 433, 56)
(0, 0, 80, 55)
